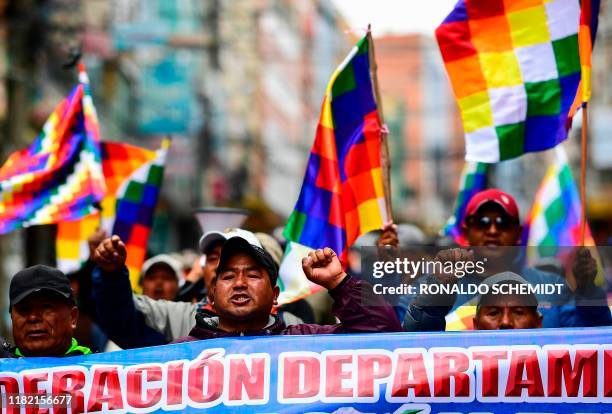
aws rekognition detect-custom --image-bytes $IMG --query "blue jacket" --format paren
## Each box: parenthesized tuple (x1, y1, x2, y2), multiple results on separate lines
(401, 265, 611, 331)
(92, 266, 167, 349)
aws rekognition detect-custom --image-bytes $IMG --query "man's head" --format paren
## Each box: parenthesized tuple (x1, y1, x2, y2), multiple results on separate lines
(462, 189, 522, 248)
(199, 228, 263, 294)
(9, 265, 78, 357)
(140, 255, 181, 300)
(210, 236, 279, 332)
(473, 272, 542, 330)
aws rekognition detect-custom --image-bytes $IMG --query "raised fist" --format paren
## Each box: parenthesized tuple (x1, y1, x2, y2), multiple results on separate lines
(377, 221, 399, 248)
(87, 228, 108, 260)
(93, 235, 127, 272)
(433, 248, 475, 284)
(302, 247, 347, 290)
(572, 247, 597, 292)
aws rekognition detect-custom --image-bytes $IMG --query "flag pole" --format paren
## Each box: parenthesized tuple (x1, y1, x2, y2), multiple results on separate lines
(579, 103, 588, 245)
(366, 24, 393, 222)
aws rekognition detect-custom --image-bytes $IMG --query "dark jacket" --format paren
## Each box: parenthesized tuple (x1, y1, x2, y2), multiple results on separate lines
(175, 275, 402, 342)
(0, 341, 12, 358)
(92, 266, 168, 349)
(402, 268, 612, 331)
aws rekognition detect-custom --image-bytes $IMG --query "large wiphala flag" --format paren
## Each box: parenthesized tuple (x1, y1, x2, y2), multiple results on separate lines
(280, 34, 388, 303)
(0, 66, 105, 233)
(437, 0, 583, 162)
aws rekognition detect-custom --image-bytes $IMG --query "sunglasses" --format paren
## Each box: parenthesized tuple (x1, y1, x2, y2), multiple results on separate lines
(467, 215, 517, 231)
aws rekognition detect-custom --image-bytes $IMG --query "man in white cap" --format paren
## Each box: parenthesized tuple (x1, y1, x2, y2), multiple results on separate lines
(473, 272, 542, 330)
(91, 229, 302, 348)
(139, 254, 182, 301)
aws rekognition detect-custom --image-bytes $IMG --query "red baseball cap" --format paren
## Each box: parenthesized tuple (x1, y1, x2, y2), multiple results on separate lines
(463, 189, 520, 224)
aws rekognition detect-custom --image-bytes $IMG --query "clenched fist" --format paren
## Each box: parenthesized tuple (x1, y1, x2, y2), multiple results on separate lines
(572, 247, 597, 292)
(434, 248, 475, 284)
(377, 221, 399, 247)
(93, 235, 127, 272)
(302, 247, 347, 290)
(87, 228, 108, 260)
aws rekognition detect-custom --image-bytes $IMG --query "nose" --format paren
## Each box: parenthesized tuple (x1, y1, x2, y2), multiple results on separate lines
(498, 307, 514, 329)
(25, 309, 43, 323)
(233, 273, 248, 289)
(485, 220, 499, 235)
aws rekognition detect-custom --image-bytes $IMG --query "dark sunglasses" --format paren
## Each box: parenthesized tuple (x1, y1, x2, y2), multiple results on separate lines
(467, 215, 517, 231)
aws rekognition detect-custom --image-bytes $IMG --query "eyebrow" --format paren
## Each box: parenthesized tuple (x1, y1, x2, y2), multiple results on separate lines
(221, 266, 262, 273)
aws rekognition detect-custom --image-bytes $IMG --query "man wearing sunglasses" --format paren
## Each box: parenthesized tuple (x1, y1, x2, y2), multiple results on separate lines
(401, 189, 611, 331)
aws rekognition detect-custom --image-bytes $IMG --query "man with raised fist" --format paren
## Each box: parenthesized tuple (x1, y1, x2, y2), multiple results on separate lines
(167, 235, 402, 340)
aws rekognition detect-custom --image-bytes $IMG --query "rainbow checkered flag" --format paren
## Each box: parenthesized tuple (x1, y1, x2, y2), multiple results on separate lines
(0, 66, 105, 233)
(525, 146, 593, 250)
(57, 140, 168, 290)
(280, 34, 388, 304)
(569, 0, 601, 120)
(436, 0, 583, 162)
(524, 145, 604, 285)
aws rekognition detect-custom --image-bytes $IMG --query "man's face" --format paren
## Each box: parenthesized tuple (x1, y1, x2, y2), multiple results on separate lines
(211, 253, 279, 326)
(11, 293, 78, 357)
(474, 297, 542, 330)
(463, 203, 522, 249)
(203, 243, 222, 293)
(141, 265, 179, 301)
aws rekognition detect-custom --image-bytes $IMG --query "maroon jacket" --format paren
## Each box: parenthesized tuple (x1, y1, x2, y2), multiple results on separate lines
(174, 276, 401, 342)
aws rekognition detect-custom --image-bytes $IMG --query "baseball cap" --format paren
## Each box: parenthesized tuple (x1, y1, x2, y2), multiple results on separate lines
(464, 189, 519, 224)
(9, 265, 74, 309)
(140, 254, 183, 284)
(477, 271, 538, 309)
(254, 232, 283, 266)
(216, 237, 279, 286)
(199, 228, 261, 254)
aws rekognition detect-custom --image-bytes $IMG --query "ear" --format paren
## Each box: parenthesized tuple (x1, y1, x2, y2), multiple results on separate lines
(536, 312, 543, 329)
(472, 316, 479, 330)
(209, 286, 216, 308)
(272, 285, 280, 306)
(70, 306, 79, 329)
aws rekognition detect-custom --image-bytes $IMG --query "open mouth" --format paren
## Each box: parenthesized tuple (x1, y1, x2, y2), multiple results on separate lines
(230, 294, 251, 305)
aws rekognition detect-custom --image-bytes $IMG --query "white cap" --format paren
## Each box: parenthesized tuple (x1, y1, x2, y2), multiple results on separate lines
(477, 271, 538, 308)
(140, 254, 183, 282)
(482, 271, 530, 287)
(199, 228, 262, 254)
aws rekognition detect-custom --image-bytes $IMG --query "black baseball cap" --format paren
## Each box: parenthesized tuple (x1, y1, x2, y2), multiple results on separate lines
(9, 265, 75, 309)
(216, 237, 279, 286)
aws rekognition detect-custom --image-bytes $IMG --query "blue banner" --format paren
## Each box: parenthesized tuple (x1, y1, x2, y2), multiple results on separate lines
(1, 327, 611, 413)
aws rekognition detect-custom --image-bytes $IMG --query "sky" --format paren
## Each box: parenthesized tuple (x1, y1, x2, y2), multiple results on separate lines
(330, 0, 457, 36)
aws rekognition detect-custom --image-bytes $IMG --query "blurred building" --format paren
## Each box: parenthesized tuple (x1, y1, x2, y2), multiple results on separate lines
(0, 0, 350, 273)
(375, 34, 464, 230)
(79, 0, 350, 248)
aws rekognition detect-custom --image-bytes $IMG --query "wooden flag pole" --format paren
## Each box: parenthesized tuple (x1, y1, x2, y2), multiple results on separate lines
(366, 25, 393, 222)
(579, 103, 588, 245)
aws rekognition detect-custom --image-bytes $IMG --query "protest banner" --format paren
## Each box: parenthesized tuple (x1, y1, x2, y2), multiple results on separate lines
(1, 327, 610, 413)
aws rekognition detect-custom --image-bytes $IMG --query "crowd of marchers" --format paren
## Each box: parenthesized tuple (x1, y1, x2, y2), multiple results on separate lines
(2, 189, 610, 359)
